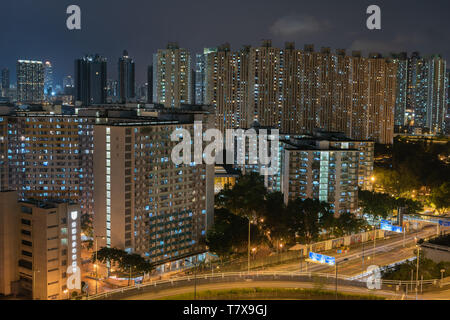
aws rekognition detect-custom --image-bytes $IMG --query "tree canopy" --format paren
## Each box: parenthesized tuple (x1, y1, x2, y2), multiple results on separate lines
(92, 247, 153, 275)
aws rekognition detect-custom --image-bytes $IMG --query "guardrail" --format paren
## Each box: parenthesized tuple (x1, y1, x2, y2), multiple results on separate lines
(85, 271, 449, 300)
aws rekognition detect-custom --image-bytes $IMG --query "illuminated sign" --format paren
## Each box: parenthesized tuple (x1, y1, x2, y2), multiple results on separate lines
(439, 220, 450, 227)
(67, 209, 81, 290)
(380, 222, 402, 233)
(308, 252, 335, 266)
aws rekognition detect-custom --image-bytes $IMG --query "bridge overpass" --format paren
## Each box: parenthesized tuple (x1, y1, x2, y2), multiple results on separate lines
(85, 271, 449, 300)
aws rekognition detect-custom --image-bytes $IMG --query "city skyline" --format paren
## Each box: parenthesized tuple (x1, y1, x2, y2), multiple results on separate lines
(0, 0, 449, 303)
(1, 0, 450, 85)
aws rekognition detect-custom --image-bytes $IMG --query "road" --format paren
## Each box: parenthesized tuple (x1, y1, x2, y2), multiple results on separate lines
(263, 226, 437, 278)
(122, 280, 404, 300)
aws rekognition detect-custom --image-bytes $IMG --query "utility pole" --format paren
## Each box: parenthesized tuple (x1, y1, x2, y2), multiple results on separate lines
(373, 226, 376, 264)
(362, 241, 365, 270)
(128, 266, 132, 286)
(335, 258, 348, 300)
(248, 218, 251, 274)
(194, 261, 197, 300)
(416, 246, 420, 300)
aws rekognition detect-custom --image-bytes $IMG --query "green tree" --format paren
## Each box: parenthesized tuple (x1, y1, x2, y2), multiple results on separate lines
(215, 172, 268, 258)
(287, 198, 332, 244)
(358, 190, 396, 222)
(81, 213, 93, 238)
(206, 208, 262, 258)
(261, 192, 290, 245)
(92, 247, 153, 277)
(375, 166, 420, 197)
(215, 172, 267, 220)
(332, 212, 367, 237)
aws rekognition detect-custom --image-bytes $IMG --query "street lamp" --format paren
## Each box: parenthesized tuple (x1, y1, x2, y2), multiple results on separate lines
(372, 225, 377, 264)
(185, 258, 198, 300)
(441, 269, 446, 288)
(94, 235, 105, 295)
(335, 258, 349, 300)
(415, 245, 420, 300)
(370, 176, 376, 191)
(63, 289, 69, 300)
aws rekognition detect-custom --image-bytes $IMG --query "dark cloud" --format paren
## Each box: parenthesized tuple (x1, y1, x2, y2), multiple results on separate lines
(269, 15, 329, 37)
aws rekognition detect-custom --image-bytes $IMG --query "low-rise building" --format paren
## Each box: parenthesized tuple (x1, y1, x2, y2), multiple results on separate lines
(0, 191, 81, 300)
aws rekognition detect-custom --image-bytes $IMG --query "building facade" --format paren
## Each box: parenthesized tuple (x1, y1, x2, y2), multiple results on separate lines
(154, 43, 192, 108)
(75, 55, 107, 106)
(44, 61, 54, 97)
(93, 118, 213, 265)
(0, 191, 81, 300)
(118, 50, 135, 103)
(16, 60, 44, 104)
(400, 52, 448, 134)
(1, 68, 10, 91)
(281, 141, 359, 215)
(205, 42, 397, 144)
(279, 132, 374, 215)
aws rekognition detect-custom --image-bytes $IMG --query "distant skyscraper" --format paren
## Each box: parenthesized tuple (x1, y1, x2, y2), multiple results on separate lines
(118, 50, 135, 103)
(75, 55, 107, 106)
(155, 42, 192, 108)
(446, 69, 450, 134)
(1, 68, 9, 90)
(106, 79, 119, 102)
(147, 65, 153, 103)
(43, 60, 54, 96)
(195, 48, 217, 105)
(391, 53, 408, 130)
(63, 75, 75, 95)
(404, 52, 447, 134)
(16, 60, 44, 104)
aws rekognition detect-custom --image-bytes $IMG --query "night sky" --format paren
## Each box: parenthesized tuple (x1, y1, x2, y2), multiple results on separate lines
(1, 0, 449, 85)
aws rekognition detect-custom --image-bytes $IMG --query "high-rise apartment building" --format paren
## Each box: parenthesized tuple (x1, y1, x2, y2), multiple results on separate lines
(154, 43, 192, 108)
(118, 50, 135, 103)
(44, 61, 54, 97)
(93, 118, 213, 266)
(195, 48, 217, 105)
(75, 55, 107, 106)
(16, 60, 44, 104)
(292, 131, 375, 191)
(391, 53, 409, 130)
(6, 113, 95, 218)
(205, 43, 250, 132)
(281, 139, 359, 215)
(205, 42, 397, 144)
(402, 52, 448, 134)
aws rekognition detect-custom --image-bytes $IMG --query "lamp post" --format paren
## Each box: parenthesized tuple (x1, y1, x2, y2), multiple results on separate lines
(94, 235, 105, 295)
(186, 258, 198, 300)
(416, 245, 420, 300)
(372, 225, 377, 264)
(441, 269, 446, 288)
(335, 258, 349, 300)
(248, 218, 251, 274)
(361, 241, 365, 270)
(63, 289, 69, 300)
